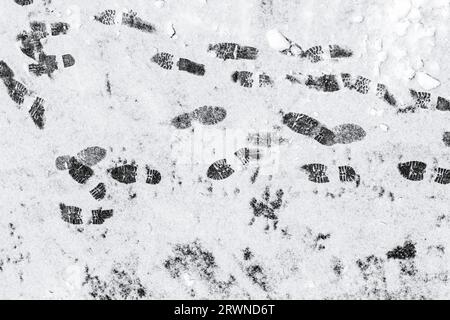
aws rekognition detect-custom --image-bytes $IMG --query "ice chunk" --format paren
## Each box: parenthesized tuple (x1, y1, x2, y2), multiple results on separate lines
(416, 72, 440, 90)
(266, 29, 290, 51)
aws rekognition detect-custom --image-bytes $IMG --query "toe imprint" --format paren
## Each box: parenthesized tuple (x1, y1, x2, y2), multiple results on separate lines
(91, 209, 114, 225)
(146, 166, 162, 185)
(177, 58, 205, 76)
(231, 71, 254, 88)
(90, 183, 107, 200)
(109, 164, 138, 184)
(435, 167, 450, 185)
(171, 113, 192, 129)
(234, 148, 263, 166)
(339, 166, 361, 187)
(14, 0, 33, 5)
(206, 159, 235, 180)
(436, 97, 450, 111)
(301, 163, 330, 183)
(60, 203, 83, 225)
(28, 97, 45, 129)
(76, 146, 107, 167)
(208, 43, 258, 60)
(68, 158, 94, 184)
(443, 132, 450, 147)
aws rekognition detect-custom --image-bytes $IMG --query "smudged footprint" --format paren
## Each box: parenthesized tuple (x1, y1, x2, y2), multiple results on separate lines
(286, 73, 340, 92)
(208, 42, 259, 60)
(247, 131, 288, 148)
(91, 208, 114, 225)
(282, 112, 336, 146)
(443, 132, 450, 147)
(60, 203, 83, 224)
(231, 71, 274, 88)
(249, 186, 284, 231)
(397, 161, 426, 181)
(339, 165, 361, 187)
(332, 123, 367, 144)
(206, 148, 264, 180)
(17, 22, 75, 76)
(341, 73, 371, 94)
(55, 146, 107, 184)
(151, 52, 205, 76)
(164, 240, 236, 295)
(170, 106, 227, 129)
(95, 9, 156, 33)
(266, 29, 353, 63)
(437, 96, 450, 111)
(0, 60, 46, 128)
(376, 83, 397, 106)
(28, 53, 75, 77)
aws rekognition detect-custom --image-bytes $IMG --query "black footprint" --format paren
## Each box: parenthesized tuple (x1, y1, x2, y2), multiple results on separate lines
(206, 159, 235, 181)
(171, 106, 227, 129)
(276, 32, 353, 63)
(90, 183, 106, 200)
(434, 167, 450, 185)
(341, 73, 371, 94)
(60, 203, 83, 225)
(0, 60, 45, 128)
(339, 165, 361, 187)
(208, 43, 258, 60)
(332, 123, 366, 144)
(282, 112, 366, 146)
(91, 208, 114, 225)
(443, 132, 450, 147)
(397, 161, 426, 181)
(386, 241, 416, 260)
(437, 97, 450, 111)
(207, 148, 263, 181)
(56, 146, 107, 184)
(151, 52, 205, 76)
(59, 203, 114, 225)
(301, 163, 330, 183)
(282, 112, 335, 146)
(231, 71, 274, 88)
(109, 163, 137, 184)
(108, 162, 162, 185)
(14, 0, 33, 5)
(249, 186, 284, 230)
(17, 21, 75, 77)
(95, 9, 156, 33)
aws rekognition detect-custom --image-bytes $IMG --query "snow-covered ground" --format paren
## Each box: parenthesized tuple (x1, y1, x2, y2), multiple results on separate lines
(0, 0, 449, 299)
